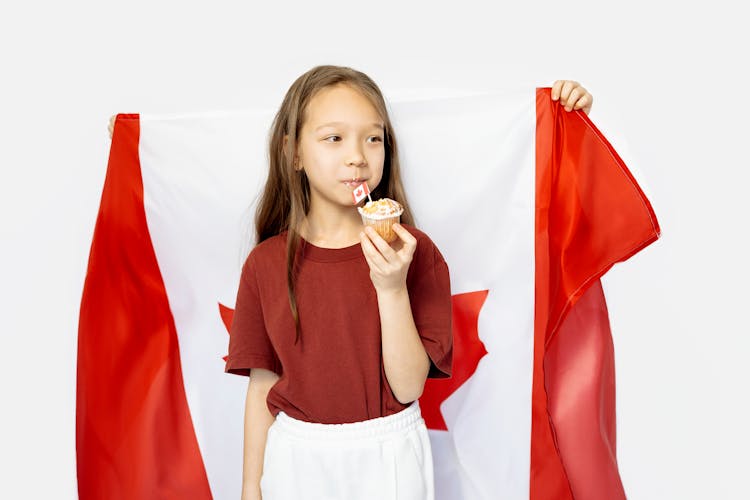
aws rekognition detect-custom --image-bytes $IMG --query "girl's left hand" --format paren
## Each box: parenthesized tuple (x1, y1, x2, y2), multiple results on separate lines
(551, 80, 593, 115)
(360, 223, 417, 294)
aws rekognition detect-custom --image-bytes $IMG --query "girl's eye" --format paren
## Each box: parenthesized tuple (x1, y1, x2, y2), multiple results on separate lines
(324, 136, 382, 143)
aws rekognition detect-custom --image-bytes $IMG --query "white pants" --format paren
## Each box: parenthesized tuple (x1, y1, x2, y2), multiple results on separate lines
(260, 400, 435, 500)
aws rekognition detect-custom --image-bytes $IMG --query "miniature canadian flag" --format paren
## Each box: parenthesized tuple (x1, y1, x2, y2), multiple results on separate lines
(351, 182, 370, 203)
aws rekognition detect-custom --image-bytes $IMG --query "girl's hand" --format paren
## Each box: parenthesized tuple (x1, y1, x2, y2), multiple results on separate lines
(108, 115, 115, 139)
(360, 223, 417, 294)
(551, 80, 593, 115)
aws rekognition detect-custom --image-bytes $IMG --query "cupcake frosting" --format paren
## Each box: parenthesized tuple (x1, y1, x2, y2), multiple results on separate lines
(357, 198, 404, 220)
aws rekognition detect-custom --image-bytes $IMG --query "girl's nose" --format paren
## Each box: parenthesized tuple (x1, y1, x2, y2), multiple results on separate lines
(346, 141, 367, 167)
(347, 154, 366, 168)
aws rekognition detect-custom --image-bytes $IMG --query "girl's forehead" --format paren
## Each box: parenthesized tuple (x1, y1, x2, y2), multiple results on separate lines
(305, 85, 382, 129)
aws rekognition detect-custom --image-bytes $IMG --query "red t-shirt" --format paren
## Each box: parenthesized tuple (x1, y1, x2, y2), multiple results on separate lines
(224, 224, 453, 424)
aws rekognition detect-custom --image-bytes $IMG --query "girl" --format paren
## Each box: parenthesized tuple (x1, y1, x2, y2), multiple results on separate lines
(221, 66, 593, 500)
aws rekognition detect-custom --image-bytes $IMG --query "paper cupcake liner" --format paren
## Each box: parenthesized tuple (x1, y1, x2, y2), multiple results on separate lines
(360, 214, 400, 243)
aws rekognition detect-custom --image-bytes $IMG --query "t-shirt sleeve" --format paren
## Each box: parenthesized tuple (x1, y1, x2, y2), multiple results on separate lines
(408, 237, 453, 379)
(224, 254, 282, 377)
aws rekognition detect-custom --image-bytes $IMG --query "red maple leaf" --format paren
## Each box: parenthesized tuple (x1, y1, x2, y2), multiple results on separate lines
(218, 289, 489, 431)
(420, 290, 489, 430)
(218, 302, 234, 362)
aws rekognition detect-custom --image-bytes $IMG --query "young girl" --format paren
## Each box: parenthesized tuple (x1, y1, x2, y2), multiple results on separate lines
(222, 65, 593, 500)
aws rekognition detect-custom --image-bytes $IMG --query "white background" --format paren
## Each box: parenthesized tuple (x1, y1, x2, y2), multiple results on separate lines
(1, 1, 747, 498)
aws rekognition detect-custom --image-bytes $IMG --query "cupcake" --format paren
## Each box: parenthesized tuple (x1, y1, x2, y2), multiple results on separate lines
(357, 198, 404, 243)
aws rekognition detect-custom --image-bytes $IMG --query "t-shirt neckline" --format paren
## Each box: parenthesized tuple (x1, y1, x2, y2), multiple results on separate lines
(296, 234, 363, 263)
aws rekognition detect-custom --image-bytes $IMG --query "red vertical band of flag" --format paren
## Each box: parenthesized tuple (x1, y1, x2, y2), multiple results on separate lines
(531, 89, 661, 499)
(546, 279, 622, 498)
(76, 115, 212, 499)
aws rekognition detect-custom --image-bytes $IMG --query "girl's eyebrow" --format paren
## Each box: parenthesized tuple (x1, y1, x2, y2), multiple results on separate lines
(315, 121, 384, 132)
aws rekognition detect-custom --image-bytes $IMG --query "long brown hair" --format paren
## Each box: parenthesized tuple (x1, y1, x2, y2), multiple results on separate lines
(254, 64, 414, 344)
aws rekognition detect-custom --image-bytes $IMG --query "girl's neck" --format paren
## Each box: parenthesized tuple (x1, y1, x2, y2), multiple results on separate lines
(299, 204, 363, 249)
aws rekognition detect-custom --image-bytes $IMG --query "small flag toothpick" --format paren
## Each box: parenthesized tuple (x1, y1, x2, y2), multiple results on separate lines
(352, 181, 372, 204)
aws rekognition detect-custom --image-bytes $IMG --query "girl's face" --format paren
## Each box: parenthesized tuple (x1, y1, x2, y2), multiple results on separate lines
(296, 84, 386, 213)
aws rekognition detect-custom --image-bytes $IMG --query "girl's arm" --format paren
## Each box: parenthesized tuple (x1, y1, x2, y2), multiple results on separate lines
(242, 368, 280, 500)
(360, 224, 429, 403)
(375, 285, 431, 403)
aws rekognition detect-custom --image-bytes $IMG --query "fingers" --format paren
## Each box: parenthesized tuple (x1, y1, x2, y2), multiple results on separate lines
(578, 92, 593, 115)
(361, 241, 385, 274)
(566, 87, 585, 112)
(551, 80, 577, 101)
(108, 115, 115, 139)
(551, 80, 564, 100)
(360, 224, 417, 270)
(559, 80, 579, 110)
(360, 230, 389, 272)
(551, 80, 593, 115)
(360, 224, 418, 291)
(364, 226, 397, 260)
(367, 224, 417, 261)
(573, 91, 593, 114)
(391, 223, 417, 259)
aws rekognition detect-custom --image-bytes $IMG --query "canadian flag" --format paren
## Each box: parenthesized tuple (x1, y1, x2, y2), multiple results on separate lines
(77, 88, 659, 499)
(352, 181, 370, 204)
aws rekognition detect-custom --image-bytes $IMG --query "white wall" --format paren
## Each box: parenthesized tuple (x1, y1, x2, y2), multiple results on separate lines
(1, 1, 746, 498)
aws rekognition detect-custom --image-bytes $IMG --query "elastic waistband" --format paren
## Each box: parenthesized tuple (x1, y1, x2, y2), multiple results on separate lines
(274, 400, 423, 441)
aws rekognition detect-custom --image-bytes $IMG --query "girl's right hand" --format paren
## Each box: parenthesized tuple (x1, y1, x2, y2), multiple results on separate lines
(107, 115, 115, 139)
(360, 223, 417, 295)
